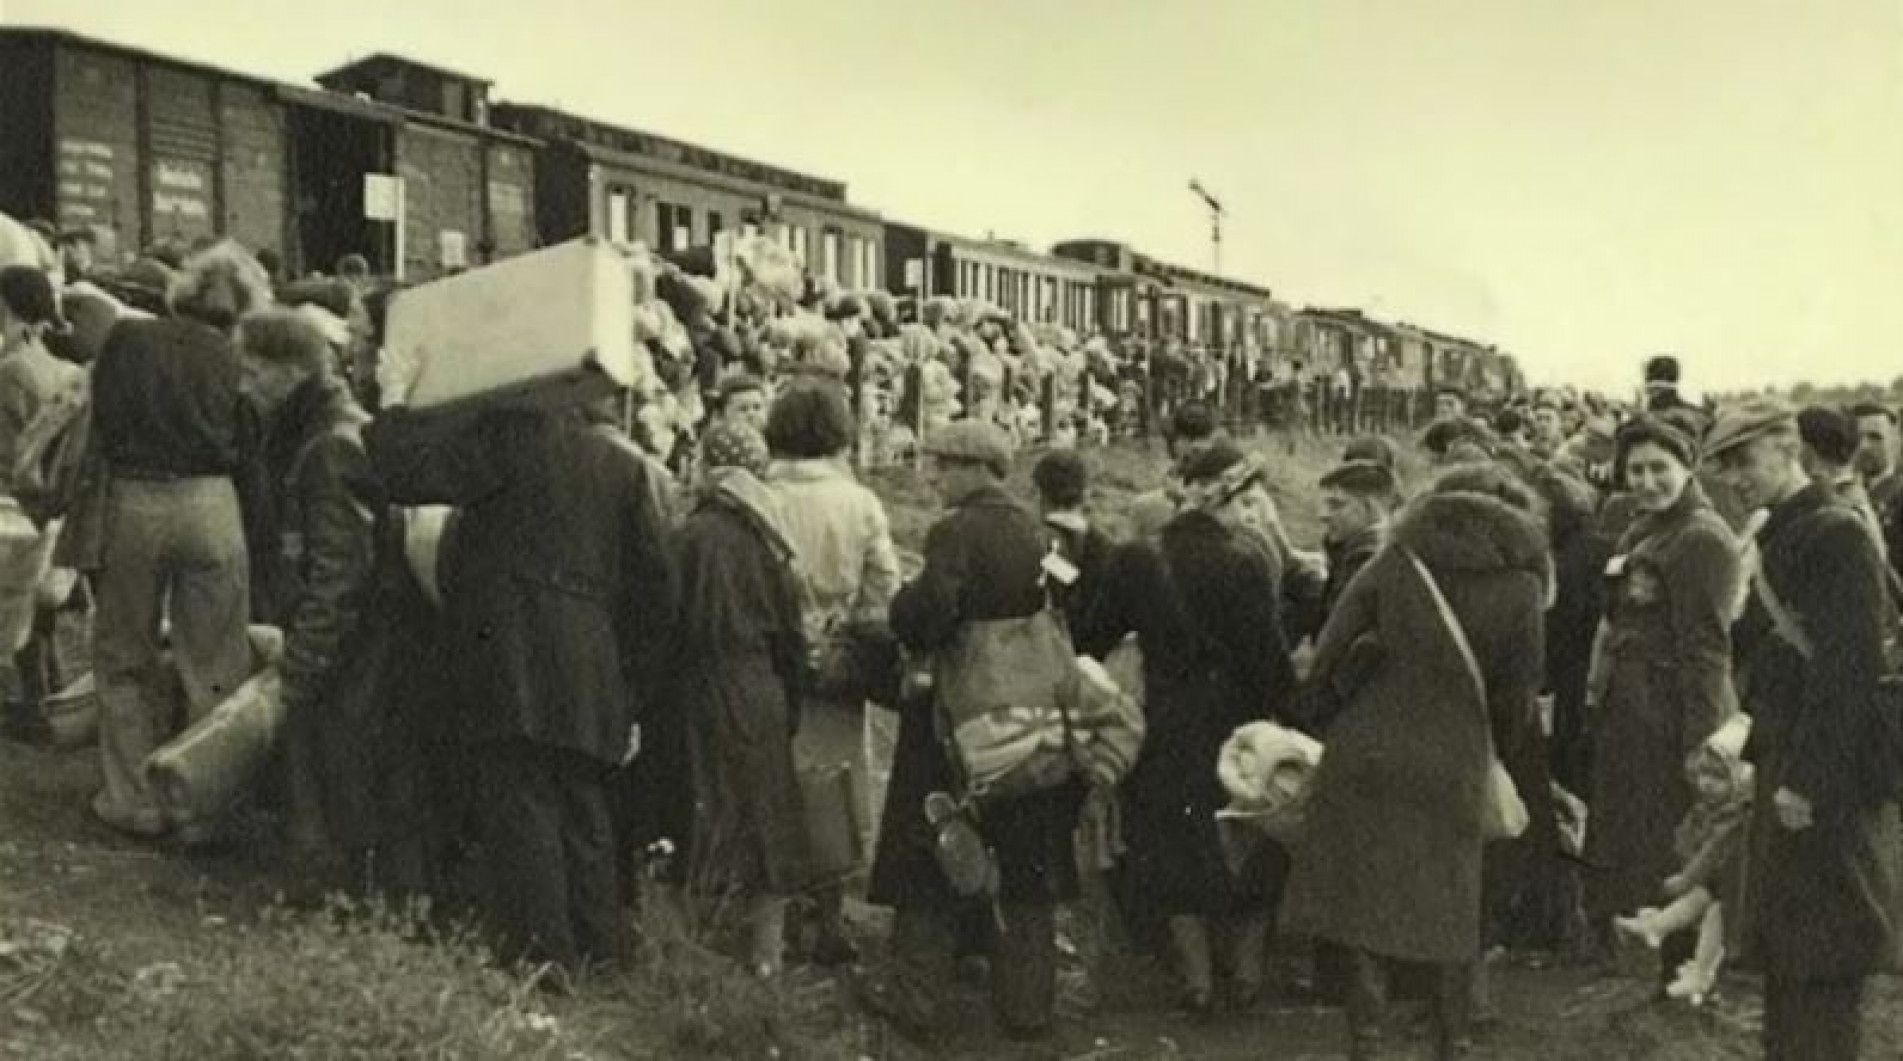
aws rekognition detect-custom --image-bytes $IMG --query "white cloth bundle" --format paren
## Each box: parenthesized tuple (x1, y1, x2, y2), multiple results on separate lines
(1216, 720, 1324, 842)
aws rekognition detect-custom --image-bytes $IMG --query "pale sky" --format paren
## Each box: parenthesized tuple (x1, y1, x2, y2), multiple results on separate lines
(9, 0, 1901, 394)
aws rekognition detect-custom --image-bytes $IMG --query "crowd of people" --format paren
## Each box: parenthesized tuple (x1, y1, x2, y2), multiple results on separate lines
(2, 223, 1901, 1061)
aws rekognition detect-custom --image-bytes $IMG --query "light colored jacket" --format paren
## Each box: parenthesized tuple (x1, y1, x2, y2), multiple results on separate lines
(767, 458, 901, 638)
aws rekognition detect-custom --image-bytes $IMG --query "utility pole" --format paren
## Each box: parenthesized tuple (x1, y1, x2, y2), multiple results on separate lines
(1188, 178, 1225, 276)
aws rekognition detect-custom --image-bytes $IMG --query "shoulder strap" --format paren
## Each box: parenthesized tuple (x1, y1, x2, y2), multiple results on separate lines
(1744, 521, 1817, 661)
(1751, 564, 1814, 660)
(1404, 547, 1488, 708)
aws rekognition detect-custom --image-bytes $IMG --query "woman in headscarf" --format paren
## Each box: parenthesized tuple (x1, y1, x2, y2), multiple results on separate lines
(1281, 463, 1550, 1061)
(669, 422, 812, 977)
(1582, 417, 1740, 976)
(1077, 441, 1297, 1016)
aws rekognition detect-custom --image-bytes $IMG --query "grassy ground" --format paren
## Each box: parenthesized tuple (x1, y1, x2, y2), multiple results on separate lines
(4, 428, 1900, 1058)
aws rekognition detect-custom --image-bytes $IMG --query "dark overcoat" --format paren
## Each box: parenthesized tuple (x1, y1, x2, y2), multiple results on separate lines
(1075, 509, 1296, 917)
(1736, 483, 1901, 980)
(1546, 502, 1611, 795)
(670, 487, 810, 894)
(365, 407, 675, 766)
(1280, 490, 1548, 964)
(1583, 483, 1739, 923)
(869, 484, 1084, 909)
(255, 378, 432, 849)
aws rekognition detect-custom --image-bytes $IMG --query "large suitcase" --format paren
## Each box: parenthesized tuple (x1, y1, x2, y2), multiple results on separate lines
(385, 237, 645, 414)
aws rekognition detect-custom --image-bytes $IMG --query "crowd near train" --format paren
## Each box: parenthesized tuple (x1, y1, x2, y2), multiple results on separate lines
(3, 24, 1901, 1061)
(1, 25, 1523, 454)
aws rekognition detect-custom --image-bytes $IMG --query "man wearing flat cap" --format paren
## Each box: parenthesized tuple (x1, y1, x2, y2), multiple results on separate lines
(1311, 459, 1398, 630)
(864, 417, 1083, 1043)
(1706, 399, 1902, 1060)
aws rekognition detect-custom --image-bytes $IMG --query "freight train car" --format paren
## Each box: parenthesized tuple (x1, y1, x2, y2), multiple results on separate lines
(0, 31, 537, 282)
(0, 29, 292, 266)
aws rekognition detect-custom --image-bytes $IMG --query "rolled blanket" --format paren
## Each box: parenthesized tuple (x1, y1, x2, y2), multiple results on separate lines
(1216, 721, 1324, 842)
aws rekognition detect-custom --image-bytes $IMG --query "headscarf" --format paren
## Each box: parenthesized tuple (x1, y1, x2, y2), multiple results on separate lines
(701, 422, 770, 477)
(698, 423, 798, 571)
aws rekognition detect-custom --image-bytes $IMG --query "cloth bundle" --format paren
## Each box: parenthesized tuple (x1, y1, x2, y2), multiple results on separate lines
(1216, 721, 1324, 842)
(955, 656, 1145, 798)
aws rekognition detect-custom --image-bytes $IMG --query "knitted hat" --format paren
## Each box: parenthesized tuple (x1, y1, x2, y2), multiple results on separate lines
(700, 423, 769, 475)
(1614, 414, 1697, 471)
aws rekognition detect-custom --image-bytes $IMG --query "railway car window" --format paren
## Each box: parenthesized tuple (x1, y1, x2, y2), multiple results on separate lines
(608, 190, 632, 243)
(708, 213, 723, 239)
(821, 229, 841, 284)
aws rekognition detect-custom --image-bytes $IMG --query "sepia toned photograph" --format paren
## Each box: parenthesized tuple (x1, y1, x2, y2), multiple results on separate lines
(1, 1, 1900, 1057)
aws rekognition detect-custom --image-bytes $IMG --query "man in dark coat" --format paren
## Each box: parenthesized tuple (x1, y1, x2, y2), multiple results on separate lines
(236, 309, 428, 896)
(1707, 401, 1902, 1060)
(861, 420, 1084, 1044)
(366, 393, 675, 976)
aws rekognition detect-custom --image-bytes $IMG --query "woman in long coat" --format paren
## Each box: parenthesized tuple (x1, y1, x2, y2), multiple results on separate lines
(670, 424, 812, 977)
(1582, 418, 1740, 956)
(763, 380, 902, 964)
(1281, 463, 1549, 1061)
(1077, 442, 1295, 1013)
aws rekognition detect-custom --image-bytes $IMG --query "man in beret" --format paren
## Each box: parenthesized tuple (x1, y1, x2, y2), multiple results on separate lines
(1706, 400, 1901, 1060)
(864, 418, 1084, 1045)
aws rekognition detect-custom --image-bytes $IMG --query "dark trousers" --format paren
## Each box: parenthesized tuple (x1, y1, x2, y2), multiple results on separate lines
(888, 902, 1059, 1037)
(1763, 975, 1865, 1061)
(470, 739, 619, 975)
(1345, 949, 1469, 1060)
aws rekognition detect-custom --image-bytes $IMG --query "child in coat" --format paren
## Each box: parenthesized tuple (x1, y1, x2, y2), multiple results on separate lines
(1613, 713, 1753, 1005)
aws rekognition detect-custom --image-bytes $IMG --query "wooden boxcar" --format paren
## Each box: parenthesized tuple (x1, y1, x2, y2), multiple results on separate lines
(0, 28, 290, 265)
(0, 29, 538, 281)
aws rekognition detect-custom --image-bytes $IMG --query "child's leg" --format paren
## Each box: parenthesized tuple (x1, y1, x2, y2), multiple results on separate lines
(1691, 902, 1724, 973)
(1666, 901, 1727, 1003)
(1614, 885, 1712, 948)
(1647, 885, 1714, 937)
